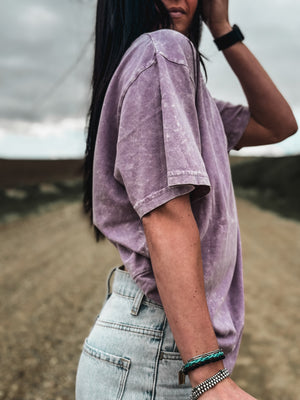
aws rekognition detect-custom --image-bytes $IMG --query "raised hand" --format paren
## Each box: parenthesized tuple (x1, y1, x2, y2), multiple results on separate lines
(201, 0, 231, 37)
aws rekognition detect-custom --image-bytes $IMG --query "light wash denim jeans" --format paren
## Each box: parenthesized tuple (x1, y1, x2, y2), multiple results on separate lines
(75, 266, 192, 399)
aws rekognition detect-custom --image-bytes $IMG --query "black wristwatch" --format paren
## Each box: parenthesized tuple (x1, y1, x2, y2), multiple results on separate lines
(214, 25, 245, 51)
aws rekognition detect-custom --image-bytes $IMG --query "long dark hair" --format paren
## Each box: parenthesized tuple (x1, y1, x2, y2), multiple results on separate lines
(83, 0, 205, 240)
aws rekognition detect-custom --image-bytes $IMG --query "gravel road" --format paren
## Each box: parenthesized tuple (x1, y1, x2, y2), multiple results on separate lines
(0, 199, 299, 400)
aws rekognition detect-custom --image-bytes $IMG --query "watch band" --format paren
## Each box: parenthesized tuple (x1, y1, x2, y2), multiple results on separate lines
(214, 24, 244, 51)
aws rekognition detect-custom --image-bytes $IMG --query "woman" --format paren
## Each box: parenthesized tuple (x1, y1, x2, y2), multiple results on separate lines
(76, 0, 297, 399)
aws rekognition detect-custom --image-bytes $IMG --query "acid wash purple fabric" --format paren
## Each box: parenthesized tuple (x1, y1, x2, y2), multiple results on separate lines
(92, 29, 251, 371)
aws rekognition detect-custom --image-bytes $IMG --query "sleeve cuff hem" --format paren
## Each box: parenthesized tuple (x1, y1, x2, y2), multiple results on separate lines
(228, 108, 251, 152)
(134, 176, 211, 218)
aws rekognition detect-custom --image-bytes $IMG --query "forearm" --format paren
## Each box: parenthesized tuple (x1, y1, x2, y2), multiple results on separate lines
(142, 195, 223, 386)
(210, 23, 297, 138)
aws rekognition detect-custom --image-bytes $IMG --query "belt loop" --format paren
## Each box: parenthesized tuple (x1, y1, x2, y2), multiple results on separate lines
(131, 288, 145, 316)
(106, 266, 118, 301)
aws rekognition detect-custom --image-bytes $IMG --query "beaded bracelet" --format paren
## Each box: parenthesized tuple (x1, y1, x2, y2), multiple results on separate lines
(189, 368, 230, 400)
(178, 349, 225, 384)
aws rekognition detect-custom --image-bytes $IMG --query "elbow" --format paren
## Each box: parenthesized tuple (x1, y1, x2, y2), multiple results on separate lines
(271, 115, 298, 144)
(286, 114, 298, 137)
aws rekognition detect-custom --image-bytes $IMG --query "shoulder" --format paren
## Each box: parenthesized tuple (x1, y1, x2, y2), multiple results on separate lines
(108, 29, 199, 106)
(113, 34, 156, 93)
(145, 29, 197, 66)
(119, 29, 197, 77)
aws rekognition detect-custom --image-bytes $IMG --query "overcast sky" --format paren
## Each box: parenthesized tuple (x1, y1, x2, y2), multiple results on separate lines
(0, 0, 299, 158)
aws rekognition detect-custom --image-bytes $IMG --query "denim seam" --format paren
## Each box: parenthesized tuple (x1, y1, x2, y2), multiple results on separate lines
(113, 292, 134, 300)
(96, 320, 163, 339)
(82, 349, 129, 369)
(83, 345, 131, 400)
(83, 340, 131, 369)
(117, 364, 130, 400)
(151, 315, 167, 400)
(113, 291, 164, 310)
(159, 351, 182, 361)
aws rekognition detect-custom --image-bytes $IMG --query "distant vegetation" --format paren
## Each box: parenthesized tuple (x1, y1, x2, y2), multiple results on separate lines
(0, 159, 83, 223)
(231, 155, 300, 222)
(0, 180, 83, 223)
(1, 156, 299, 223)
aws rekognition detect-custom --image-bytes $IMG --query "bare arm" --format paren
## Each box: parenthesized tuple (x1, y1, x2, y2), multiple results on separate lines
(142, 194, 222, 384)
(202, 0, 298, 148)
(142, 194, 256, 399)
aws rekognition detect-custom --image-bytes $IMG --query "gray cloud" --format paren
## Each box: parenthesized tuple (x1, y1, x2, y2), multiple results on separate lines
(0, 0, 299, 130)
(0, 0, 95, 123)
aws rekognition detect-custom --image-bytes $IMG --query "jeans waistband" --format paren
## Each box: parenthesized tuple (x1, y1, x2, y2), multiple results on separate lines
(105, 266, 178, 354)
(106, 266, 163, 316)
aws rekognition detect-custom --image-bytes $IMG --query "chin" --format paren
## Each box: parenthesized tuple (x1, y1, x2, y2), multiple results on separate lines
(173, 25, 188, 36)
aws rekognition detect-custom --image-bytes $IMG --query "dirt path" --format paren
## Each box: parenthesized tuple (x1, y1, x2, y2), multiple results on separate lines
(0, 199, 299, 400)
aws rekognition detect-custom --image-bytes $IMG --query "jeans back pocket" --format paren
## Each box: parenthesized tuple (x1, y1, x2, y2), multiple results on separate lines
(76, 339, 131, 400)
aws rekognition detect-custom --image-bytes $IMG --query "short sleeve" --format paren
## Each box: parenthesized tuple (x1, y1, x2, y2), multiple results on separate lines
(214, 99, 251, 152)
(114, 53, 211, 219)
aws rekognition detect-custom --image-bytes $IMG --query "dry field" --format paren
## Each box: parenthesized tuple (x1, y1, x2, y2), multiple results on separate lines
(0, 198, 299, 400)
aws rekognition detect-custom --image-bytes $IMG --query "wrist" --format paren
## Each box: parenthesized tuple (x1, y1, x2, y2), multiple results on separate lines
(189, 368, 230, 400)
(188, 359, 224, 387)
(209, 22, 232, 39)
(213, 24, 245, 51)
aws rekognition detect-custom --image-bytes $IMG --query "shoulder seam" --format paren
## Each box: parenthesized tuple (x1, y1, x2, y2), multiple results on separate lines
(117, 34, 197, 122)
(118, 54, 196, 122)
(145, 30, 197, 86)
(146, 31, 192, 67)
(156, 52, 196, 91)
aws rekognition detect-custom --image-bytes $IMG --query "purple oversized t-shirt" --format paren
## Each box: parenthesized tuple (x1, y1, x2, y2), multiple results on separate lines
(93, 29, 251, 371)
